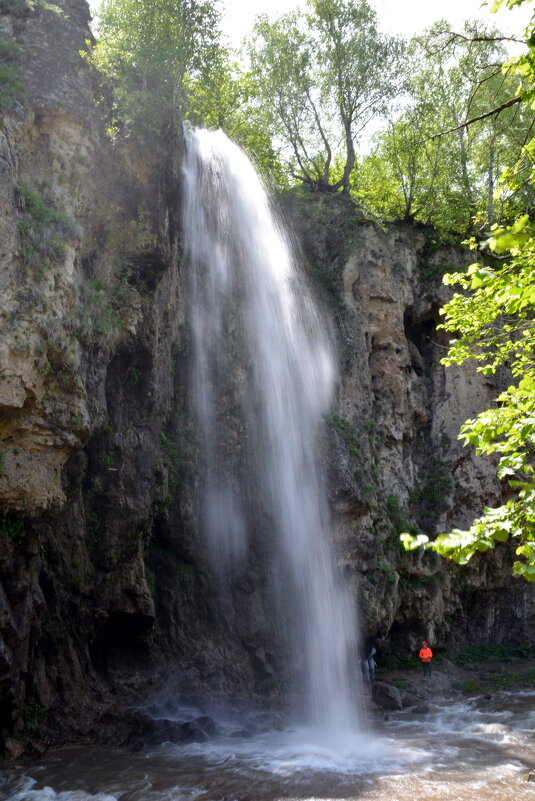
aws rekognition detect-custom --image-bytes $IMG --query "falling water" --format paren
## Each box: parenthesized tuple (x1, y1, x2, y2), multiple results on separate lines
(182, 128, 361, 736)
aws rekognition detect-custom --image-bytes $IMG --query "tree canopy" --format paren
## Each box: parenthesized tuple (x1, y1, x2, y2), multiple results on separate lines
(356, 18, 535, 232)
(248, 0, 403, 193)
(90, 0, 222, 137)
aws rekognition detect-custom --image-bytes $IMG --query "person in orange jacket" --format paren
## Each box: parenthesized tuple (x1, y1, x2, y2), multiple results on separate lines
(419, 640, 433, 678)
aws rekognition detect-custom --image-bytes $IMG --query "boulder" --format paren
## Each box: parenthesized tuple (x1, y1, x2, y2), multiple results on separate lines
(194, 715, 218, 737)
(400, 691, 419, 708)
(439, 659, 459, 674)
(4, 738, 25, 759)
(372, 681, 402, 710)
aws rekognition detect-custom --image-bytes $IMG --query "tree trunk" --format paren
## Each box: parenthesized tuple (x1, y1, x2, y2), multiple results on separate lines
(341, 118, 355, 194)
(487, 135, 496, 226)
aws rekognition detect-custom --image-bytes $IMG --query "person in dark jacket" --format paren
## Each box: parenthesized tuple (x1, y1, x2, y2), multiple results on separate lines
(361, 636, 381, 682)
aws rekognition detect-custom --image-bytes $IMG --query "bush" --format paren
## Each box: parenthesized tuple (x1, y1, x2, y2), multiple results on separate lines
(76, 279, 123, 345)
(410, 457, 453, 524)
(16, 182, 77, 269)
(457, 644, 535, 663)
(0, 39, 25, 111)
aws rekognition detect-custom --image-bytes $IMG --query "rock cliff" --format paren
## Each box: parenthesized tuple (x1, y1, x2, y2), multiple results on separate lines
(0, 0, 533, 755)
(288, 194, 535, 655)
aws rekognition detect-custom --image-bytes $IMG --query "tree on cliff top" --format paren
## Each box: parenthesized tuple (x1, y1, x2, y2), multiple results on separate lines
(249, 0, 403, 194)
(402, 0, 535, 580)
(354, 18, 535, 233)
(90, 0, 221, 137)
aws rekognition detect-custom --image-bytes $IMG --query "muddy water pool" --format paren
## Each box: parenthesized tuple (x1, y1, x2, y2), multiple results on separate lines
(1, 690, 534, 801)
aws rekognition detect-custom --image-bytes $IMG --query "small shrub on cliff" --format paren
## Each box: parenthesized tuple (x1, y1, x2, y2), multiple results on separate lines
(160, 428, 182, 486)
(326, 413, 359, 457)
(16, 182, 77, 269)
(409, 457, 453, 526)
(384, 494, 418, 540)
(0, 515, 25, 546)
(0, 39, 25, 111)
(75, 278, 123, 347)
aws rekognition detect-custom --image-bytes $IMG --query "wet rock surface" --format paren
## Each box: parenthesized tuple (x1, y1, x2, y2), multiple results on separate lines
(371, 681, 403, 710)
(369, 657, 535, 715)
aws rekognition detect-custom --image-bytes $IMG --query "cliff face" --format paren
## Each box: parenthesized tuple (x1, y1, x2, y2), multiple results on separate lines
(0, 0, 272, 750)
(289, 195, 535, 655)
(0, 0, 178, 745)
(0, 0, 534, 756)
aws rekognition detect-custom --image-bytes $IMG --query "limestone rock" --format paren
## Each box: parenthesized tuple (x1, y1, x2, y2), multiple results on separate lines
(372, 681, 403, 710)
(4, 737, 25, 759)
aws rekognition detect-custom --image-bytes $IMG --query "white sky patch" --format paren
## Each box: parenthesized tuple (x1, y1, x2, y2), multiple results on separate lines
(373, 0, 532, 37)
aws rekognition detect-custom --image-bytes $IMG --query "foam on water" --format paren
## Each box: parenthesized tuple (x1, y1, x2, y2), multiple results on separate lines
(3, 692, 535, 801)
(150, 724, 432, 778)
(0, 776, 119, 801)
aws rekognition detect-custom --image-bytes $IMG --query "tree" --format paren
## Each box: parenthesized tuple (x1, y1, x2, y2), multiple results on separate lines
(402, 0, 535, 580)
(310, 0, 403, 193)
(355, 17, 535, 232)
(355, 102, 463, 226)
(90, 0, 221, 137)
(184, 55, 287, 187)
(249, 0, 402, 193)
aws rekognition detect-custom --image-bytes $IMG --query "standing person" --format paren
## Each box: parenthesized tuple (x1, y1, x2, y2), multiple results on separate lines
(361, 636, 380, 683)
(419, 640, 433, 678)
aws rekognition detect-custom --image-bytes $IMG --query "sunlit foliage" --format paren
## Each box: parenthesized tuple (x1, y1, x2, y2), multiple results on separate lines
(402, 1, 535, 579)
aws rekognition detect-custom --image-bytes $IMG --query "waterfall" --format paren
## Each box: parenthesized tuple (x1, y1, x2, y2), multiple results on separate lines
(182, 128, 362, 736)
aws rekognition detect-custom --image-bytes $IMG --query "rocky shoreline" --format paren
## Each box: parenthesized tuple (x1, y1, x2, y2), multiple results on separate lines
(3, 657, 534, 766)
(370, 656, 535, 716)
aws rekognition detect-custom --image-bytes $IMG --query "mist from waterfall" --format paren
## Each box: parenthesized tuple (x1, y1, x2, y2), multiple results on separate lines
(182, 128, 362, 737)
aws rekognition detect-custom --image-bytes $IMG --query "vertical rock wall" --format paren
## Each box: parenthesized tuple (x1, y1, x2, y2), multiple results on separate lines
(0, 0, 274, 751)
(0, 0, 179, 746)
(289, 194, 535, 656)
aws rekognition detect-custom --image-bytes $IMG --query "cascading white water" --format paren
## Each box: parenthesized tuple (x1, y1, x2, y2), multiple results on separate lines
(182, 128, 362, 736)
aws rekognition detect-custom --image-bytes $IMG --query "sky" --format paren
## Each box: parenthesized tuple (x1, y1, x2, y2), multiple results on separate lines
(221, 0, 532, 44)
(88, 0, 534, 43)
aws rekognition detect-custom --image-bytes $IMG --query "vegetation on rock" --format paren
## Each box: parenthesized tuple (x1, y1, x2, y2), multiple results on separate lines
(16, 182, 77, 270)
(403, 0, 535, 580)
(0, 38, 25, 110)
(89, 0, 222, 137)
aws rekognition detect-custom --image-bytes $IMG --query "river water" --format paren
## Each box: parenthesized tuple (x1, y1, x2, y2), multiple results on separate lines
(2, 689, 534, 801)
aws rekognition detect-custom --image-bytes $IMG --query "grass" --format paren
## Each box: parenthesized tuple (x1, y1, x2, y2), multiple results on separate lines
(454, 679, 482, 694)
(17, 182, 77, 270)
(390, 678, 413, 690)
(457, 644, 535, 664)
(377, 654, 421, 671)
(0, 40, 25, 111)
(455, 668, 535, 695)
